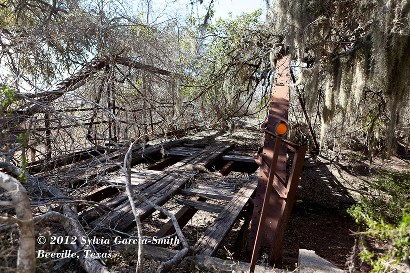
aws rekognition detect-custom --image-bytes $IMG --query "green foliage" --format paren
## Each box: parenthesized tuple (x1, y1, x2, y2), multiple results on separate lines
(17, 132, 29, 183)
(0, 86, 16, 114)
(357, 171, 409, 224)
(0, 1, 14, 28)
(348, 171, 410, 272)
(183, 9, 271, 124)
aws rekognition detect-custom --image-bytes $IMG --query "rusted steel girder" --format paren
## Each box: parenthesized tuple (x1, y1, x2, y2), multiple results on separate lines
(248, 53, 306, 269)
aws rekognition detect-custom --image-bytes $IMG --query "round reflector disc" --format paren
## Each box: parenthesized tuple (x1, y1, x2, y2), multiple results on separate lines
(275, 122, 288, 136)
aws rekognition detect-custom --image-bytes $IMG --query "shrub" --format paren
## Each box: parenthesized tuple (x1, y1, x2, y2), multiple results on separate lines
(348, 171, 410, 272)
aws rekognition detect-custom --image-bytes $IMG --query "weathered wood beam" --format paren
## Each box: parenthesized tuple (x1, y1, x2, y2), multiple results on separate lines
(220, 160, 235, 175)
(180, 188, 233, 201)
(80, 171, 166, 224)
(147, 156, 183, 171)
(27, 147, 104, 174)
(166, 142, 232, 171)
(155, 196, 206, 238)
(105, 170, 167, 186)
(222, 154, 256, 164)
(92, 173, 194, 232)
(194, 178, 257, 256)
(142, 246, 289, 273)
(176, 198, 223, 213)
(165, 146, 203, 157)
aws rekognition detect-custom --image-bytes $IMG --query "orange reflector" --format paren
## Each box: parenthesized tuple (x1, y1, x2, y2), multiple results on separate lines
(275, 122, 288, 136)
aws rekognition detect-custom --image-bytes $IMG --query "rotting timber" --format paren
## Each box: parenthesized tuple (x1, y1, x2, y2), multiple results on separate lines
(0, 53, 306, 273)
(23, 135, 265, 271)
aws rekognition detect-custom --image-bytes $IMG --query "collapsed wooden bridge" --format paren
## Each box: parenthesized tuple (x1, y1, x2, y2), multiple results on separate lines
(25, 134, 262, 269)
(1, 51, 307, 272)
(24, 128, 304, 271)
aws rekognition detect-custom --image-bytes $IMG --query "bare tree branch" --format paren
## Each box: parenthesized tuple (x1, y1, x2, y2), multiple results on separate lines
(0, 215, 22, 224)
(132, 184, 190, 273)
(0, 162, 113, 273)
(0, 172, 35, 273)
(123, 141, 144, 273)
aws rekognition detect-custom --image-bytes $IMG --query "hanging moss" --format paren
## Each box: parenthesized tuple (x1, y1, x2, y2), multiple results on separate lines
(331, 58, 343, 105)
(273, 0, 410, 155)
(351, 56, 366, 105)
(339, 60, 353, 109)
(324, 74, 334, 115)
(300, 65, 320, 112)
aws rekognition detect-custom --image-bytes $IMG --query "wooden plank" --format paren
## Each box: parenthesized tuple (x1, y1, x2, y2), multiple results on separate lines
(105, 170, 166, 186)
(220, 160, 235, 176)
(27, 147, 105, 173)
(222, 154, 256, 164)
(197, 144, 232, 169)
(182, 143, 207, 148)
(166, 142, 232, 171)
(147, 156, 182, 170)
(40, 138, 186, 185)
(143, 246, 290, 273)
(176, 199, 224, 213)
(80, 192, 134, 224)
(110, 173, 194, 231)
(90, 174, 174, 229)
(180, 188, 233, 201)
(92, 173, 194, 232)
(195, 184, 237, 195)
(165, 146, 203, 157)
(82, 171, 168, 225)
(83, 186, 120, 202)
(36, 145, 140, 181)
(102, 170, 165, 209)
(80, 193, 128, 224)
(194, 178, 258, 256)
(104, 195, 128, 208)
(81, 141, 233, 235)
(156, 196, 206, 238)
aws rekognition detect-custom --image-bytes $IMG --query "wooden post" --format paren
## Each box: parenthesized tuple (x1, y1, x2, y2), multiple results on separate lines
(405, 127, 409, 159)
(107, 78, 113, 144)
(87, 74, 105, 146)
(44, 111, 51, 160)
(111, 80, 117, 142)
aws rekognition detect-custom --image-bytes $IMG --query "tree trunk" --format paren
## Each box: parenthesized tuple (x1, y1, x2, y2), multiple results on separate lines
(0, 172, 35, 273)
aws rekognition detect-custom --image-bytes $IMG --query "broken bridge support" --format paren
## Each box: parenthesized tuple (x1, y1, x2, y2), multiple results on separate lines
(249, 52, 307, 270)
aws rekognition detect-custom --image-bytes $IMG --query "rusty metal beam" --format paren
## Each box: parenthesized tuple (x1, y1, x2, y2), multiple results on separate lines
(269, 144, 306, 263)
(249, 54, 291, 251)
(248, 53, 307, 270)
(250, 137, 282, 272)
